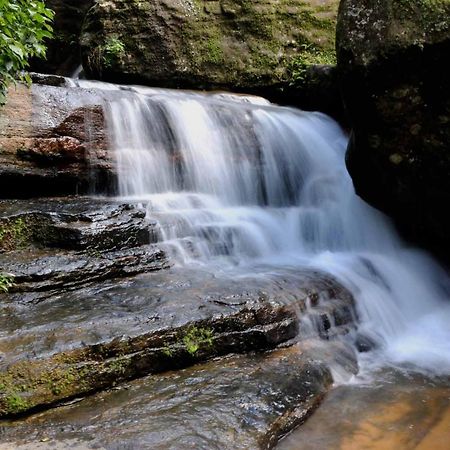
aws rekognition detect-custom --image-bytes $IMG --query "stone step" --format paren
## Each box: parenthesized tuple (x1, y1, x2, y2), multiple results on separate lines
(0, 342, 346, 449)
(0, 198, 159, 252)
(0, 245, 169, 300)
(0, 267, 355, 418)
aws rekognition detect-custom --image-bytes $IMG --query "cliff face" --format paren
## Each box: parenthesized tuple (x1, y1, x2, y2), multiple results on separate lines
(79, 0, 338, 100)
(337, 0, 450, 256)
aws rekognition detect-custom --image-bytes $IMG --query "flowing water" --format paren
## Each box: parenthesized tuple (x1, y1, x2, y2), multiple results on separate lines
(58, 81, 450, 448)
(79, 81, 450, 377)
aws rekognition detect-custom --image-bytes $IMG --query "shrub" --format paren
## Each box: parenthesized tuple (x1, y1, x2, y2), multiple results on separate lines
(0, 0, 54, 105)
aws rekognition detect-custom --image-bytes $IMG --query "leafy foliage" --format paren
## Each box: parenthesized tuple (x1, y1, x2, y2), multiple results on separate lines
(102, 37, 125, 68)
(288, 43, 336, 86)
(183, 326, 214, 355)
(0, 0, 54, 105)
(0, 273, 15, 293)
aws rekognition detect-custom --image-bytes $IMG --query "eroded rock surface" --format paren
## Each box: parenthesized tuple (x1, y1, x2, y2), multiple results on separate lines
(0, 344, 340, 449)
(0, 264, 355, 417)
(0, 82, 113, 198)
(337, 0, 450, 257)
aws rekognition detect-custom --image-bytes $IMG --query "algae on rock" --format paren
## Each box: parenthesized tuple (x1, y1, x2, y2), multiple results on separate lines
(80, 0, 339, 97)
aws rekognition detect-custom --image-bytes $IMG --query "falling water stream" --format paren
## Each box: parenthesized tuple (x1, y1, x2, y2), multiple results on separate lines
(75, 80, 450, 446)
(83, 81, 450, 375)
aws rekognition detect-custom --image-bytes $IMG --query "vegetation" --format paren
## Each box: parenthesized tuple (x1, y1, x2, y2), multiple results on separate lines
(0, 0, 54, 105)
(2, 391, 28, 414)
(0, 273, 14, 292)
(102, 37, 126, 68)
(287, 44, 336, 86)
(0, 217, 31, 251)
(183, 326, 214, 355)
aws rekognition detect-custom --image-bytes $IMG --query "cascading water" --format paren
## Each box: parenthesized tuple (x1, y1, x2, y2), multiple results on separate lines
(84, 81, 450, 376)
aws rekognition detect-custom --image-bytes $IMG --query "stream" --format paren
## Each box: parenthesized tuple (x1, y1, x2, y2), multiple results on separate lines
(1, 78, 449, 448)
(89, 80, 450, 377)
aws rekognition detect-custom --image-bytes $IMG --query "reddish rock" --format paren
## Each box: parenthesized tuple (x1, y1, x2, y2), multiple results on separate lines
(0, 82, 115, 198)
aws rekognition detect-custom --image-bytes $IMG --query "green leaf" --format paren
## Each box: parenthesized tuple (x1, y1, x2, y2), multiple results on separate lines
(0, 0, 54, 103)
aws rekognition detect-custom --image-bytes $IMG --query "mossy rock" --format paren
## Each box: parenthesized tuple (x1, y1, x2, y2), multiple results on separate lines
(337, 0, 450, 259)
(80, 0, 338, 96)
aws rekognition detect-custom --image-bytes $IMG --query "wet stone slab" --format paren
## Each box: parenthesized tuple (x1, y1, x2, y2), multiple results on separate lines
(0, 266, 355, 417)
(0, 245, 169, 299)
(0, 344, 335, 450)
(0, 197, 159, 252)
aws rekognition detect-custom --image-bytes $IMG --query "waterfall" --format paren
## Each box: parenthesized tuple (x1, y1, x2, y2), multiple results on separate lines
(80, 81, 450, 376)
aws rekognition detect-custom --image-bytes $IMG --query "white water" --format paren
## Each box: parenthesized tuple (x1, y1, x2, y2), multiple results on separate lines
(94, 82, 450, 376)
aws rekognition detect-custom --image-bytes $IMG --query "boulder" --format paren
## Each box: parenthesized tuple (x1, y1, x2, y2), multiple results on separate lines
(80, 0, 339, 110)
(0, 81, 115, 198)
(336, 0, 450, 257)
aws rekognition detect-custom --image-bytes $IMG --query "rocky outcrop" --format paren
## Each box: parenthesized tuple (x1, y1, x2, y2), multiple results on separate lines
(0, 236, 354, 416)
(80, 0, 339, 109)
(0, 198, 168, 300)
(336, 0, 450, 257)
(0, 343, 348, 449)
(0, 78, 115, 198)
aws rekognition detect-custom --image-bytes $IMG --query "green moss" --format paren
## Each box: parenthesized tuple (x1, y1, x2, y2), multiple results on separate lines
(106, 358, 128, 376)
(176, 0, 338, 86)
(287, 44, 336, 86)
(103, 37, 126, 68)
(0, 362, 87, 416)
(162, 346, 174, 357)
(205, 37, 223, 64)
(393, 0, 450, 39)
(3, 392, 28, 414)
(183, 326, 214, 355)
(0, 216, 32, 251)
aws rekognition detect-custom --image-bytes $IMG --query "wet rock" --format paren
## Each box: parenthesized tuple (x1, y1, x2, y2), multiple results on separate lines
(0, 83, 114, 198)
(354, 332, 378, 353)
(0, 245, 168, 298)
(80, 0, 339, 111)
(29, 73, 72, 88)
(0, 198, 157, 252)
(0, 267, 355, 417)
(0, 345, 334, 449)
(336, 0, 450, 258)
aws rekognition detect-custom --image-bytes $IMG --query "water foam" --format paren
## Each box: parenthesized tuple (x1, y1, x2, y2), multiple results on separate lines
(96, 83, 450, 376)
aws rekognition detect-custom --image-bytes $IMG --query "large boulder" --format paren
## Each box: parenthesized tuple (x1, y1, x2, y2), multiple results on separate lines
(80, 0, 339, 109)
(0, 76, 115, 198)
(336, 0, 450, 257)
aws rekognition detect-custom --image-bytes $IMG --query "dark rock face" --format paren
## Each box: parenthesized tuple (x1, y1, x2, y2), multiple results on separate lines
(0, 82, 115, 198)
(80, 0, 339, 109)
(0, 344, 339, 449)
(30, 0, 95, 76)
(336, 0, 450, 257)
(0, 198, 167, 300)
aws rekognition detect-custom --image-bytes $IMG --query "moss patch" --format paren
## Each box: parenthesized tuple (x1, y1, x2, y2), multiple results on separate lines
(0, 216, 32, 251)
(81, 0, 340, 89)
(183, 326, 214, 355)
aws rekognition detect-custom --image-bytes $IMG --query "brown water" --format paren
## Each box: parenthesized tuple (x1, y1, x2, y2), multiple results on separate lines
(278, 370, 450, 450)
